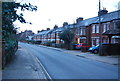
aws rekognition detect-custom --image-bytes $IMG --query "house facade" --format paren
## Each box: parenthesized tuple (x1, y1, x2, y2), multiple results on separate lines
(32, 10, 120, 46)
(76, 10, 120, 46)
(18, 30, 34, 42)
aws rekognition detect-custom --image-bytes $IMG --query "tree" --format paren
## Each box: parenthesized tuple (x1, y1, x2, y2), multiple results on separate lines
(59, 27, 76, 50)
(1, 1, 37, 67)
(2, 2, 37, 40)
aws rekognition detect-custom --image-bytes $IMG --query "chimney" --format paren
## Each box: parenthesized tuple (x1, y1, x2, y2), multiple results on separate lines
(37, 30, 41, 33)
(47, 28, 50, 30)
(63, 22, 68, 27)
(76, 17, 83, 23)
(54, 25, 58, 29)
(41, 29, 45, 32)
(98, 8, 108, 16)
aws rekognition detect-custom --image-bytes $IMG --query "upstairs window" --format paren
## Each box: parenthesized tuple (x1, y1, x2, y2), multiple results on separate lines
(103, 22, 110, 33)
(96, 24, 99, 33)
(92, 25, 95, 33)
(103, 23, 107, 33)
(82, 28, 86, 35)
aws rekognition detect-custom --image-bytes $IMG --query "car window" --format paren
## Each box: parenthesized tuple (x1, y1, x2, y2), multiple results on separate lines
(96, 45, 99, 47)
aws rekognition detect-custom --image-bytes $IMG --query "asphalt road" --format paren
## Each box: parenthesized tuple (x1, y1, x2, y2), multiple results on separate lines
(19, 42, 118, 79)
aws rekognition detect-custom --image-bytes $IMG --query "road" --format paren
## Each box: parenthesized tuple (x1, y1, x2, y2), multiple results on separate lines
(19, 42, 118, 79)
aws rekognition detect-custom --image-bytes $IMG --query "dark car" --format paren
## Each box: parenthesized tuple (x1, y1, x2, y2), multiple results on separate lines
(88, 45, 99, 53)
(75, 43, 91, 50)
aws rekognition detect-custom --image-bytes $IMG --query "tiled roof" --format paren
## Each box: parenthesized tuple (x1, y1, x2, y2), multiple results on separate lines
(53, 27, 64, 33)
(77, 17, 98, 27)
(102, 30, 120, 36)
(34, 29, 54, 36)
(77, 10, 120, 27)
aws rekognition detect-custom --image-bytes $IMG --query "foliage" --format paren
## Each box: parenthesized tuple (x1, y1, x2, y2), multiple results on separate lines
(1, 1, 37, 67)
(2, 2, 37, 40)
(59, 28, 76, 49)
(56, 43, 65, 48)
(45, 42, 52, 46)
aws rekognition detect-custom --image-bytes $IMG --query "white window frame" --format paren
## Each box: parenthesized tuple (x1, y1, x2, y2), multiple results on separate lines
(83, 28, 86, 35)
(96, 24, 99, 33)
(80, 28, 82, 35)
(92, 24, 95, 33)
(96, 38, 99, 45)
(92, 38, 95, 46)
(103, 23, 107, 33)
(107, 22, 110, 30)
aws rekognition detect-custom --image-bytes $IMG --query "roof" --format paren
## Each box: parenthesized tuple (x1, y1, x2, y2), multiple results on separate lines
(77, 17, 98, 27)
(34, 29, 54, 36)
(52, 27, 64, 33)
(77, 10, 120, 27)
(102, 30, 120, 36)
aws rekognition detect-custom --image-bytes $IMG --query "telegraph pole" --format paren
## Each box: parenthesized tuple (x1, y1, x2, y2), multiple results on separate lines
(99, 0, 102, 44)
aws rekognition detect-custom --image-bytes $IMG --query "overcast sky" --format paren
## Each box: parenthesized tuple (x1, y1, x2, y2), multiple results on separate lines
(14, 0, 120, 33)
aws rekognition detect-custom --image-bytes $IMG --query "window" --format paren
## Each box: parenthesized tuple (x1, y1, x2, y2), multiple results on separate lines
(103, 23, 110, 33)
(103, 24, 107, 33)
(83, 28, 86, 35)
(107, 25, 109, 30)
(96, 24, 99, 33)
(92, 25, 95, 33)
(92, 38, 95, 46)
(96, 38, 99, 45)
(114, 23, 116, 30)
(80, 28, 82, 35)
(107, 22, 110, 30)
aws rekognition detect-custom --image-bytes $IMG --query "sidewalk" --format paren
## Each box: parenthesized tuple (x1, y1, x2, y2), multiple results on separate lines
(2, 45, 46, 79)
(39, 45, 119, 66)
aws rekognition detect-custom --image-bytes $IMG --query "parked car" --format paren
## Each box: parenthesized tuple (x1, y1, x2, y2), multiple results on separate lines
(88, 45, 99, 53)
(75, 43, 91, 50)
(73, 44, 80, 49)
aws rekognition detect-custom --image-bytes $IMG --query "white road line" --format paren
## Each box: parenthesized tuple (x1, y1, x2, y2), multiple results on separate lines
(35, 57, 53, 81)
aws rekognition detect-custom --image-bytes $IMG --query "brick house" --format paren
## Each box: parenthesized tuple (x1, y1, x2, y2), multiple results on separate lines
(18, 30, 34, 42)
(91, 10, 120, 46)
(47, 22, 76, 44)
(76, 10, 120, 46)
(32, 10, 119, 46)
(33, 29, 53, 44)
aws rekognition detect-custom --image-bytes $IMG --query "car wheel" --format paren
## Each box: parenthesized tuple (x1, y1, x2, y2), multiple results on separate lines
(94, 50, 98, 54)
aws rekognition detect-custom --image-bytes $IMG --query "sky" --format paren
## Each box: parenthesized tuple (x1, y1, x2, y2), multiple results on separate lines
(14, 0, 120, 33)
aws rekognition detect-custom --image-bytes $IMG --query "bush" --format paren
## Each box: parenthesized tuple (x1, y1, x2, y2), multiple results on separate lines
(56, 43, 65, 48)
(45, 42, 52, 46)
(2, 39, 18, 69)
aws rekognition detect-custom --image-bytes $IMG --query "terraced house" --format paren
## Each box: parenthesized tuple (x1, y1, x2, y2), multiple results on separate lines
(76, 9, 120, 46)
(32, 9, 120, 46)
(33, 28, 53, 44)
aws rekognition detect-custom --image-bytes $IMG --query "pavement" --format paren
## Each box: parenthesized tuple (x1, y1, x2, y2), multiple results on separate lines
(39, 45, 119, 66)
(2, 45, 47, 79)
